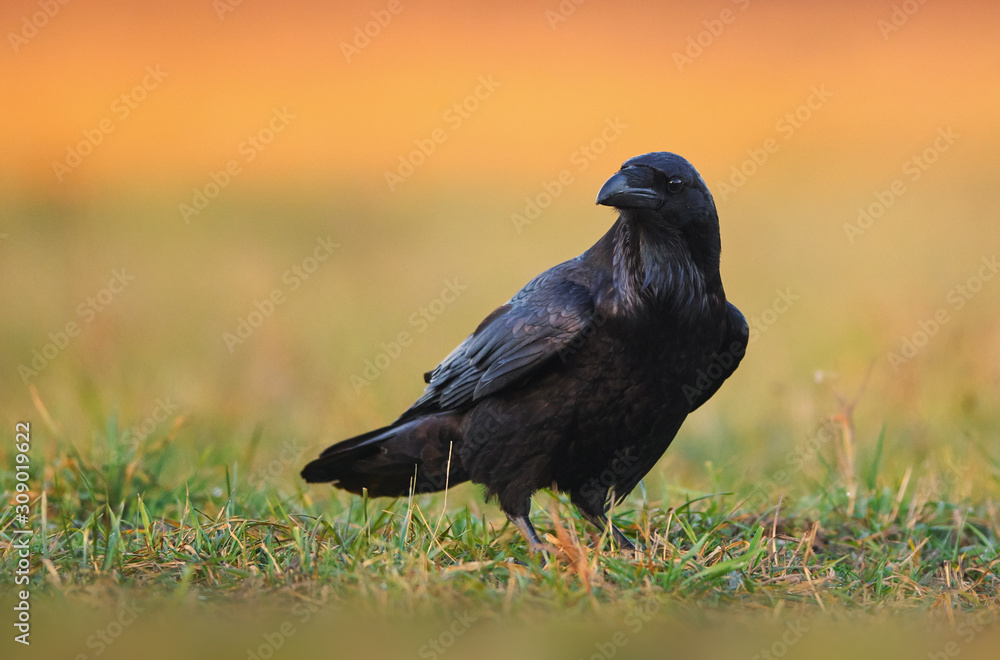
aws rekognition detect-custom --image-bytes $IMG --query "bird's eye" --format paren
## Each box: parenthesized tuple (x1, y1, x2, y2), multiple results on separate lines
(667, 177, 684, 194)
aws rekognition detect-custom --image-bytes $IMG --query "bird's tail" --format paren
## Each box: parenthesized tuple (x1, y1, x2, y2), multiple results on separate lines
(300, 414, 468, 497)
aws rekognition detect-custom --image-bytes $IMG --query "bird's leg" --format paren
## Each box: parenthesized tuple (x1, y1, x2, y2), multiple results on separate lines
(506, 512, 548, 554)
(580, 511, 636, 551)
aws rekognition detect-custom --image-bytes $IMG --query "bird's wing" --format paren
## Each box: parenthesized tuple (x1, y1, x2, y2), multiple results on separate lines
(687, 301, 749, 412)
(397, 268, 596, 421)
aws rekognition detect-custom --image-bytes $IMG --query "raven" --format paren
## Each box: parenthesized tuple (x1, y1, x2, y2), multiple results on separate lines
(302, 152, 747, 551)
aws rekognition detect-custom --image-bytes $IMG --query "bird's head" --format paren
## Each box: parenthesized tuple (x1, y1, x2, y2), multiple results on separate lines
(596, 152, 717, 228)
(595, 152, 724, 304)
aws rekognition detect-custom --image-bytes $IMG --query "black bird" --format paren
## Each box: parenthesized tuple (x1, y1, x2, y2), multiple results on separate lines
(302, 152, 747, 551)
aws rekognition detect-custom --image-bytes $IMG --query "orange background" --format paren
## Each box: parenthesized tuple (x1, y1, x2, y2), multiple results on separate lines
(2, 0, 998, 192)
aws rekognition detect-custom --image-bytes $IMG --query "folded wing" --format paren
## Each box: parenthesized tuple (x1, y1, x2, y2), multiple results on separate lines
(397, 268, 596, 422)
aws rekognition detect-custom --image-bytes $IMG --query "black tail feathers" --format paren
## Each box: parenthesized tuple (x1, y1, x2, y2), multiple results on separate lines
(300, 414, 468, 497)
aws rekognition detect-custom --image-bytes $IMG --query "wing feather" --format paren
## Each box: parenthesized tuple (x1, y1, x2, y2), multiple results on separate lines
(396, 266, 594, 422)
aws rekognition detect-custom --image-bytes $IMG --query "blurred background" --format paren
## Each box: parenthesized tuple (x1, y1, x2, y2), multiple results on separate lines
(1, 0, 999, 506)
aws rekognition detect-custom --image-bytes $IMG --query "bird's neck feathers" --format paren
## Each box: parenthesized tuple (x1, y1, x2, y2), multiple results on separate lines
(608, 212, 722, 318)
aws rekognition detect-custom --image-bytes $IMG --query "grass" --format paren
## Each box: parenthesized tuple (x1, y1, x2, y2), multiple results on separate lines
(4, 383, 999, 659)
(23, 410, 998, 615)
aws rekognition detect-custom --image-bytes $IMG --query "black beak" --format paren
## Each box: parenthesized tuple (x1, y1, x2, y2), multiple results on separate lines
(596, 166, 662, 209)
